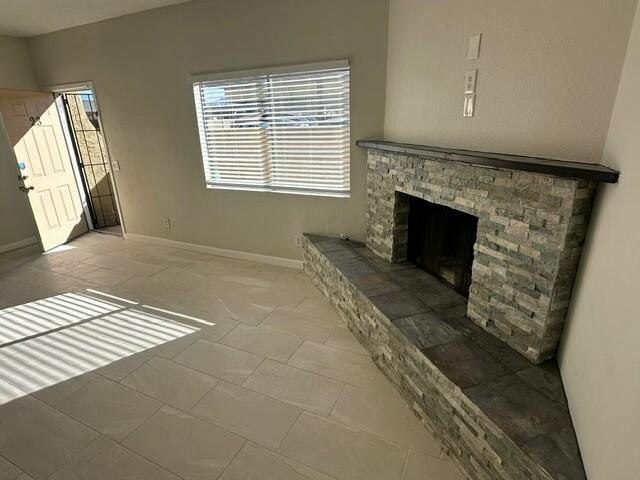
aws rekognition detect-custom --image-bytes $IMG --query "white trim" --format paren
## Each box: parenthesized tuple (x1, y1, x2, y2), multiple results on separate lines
(46, 81, 93, 93)
(44, 81, 127, 236)
(0, 237, 38, 254)
(123, 233, 303, 269)
(189, 59, 349, 84)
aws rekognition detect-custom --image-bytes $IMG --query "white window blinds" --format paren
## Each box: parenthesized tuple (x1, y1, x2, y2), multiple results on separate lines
(192, 62, 350, 196)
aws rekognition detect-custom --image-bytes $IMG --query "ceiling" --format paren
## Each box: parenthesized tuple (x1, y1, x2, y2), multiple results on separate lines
(0, 0, 192, 37)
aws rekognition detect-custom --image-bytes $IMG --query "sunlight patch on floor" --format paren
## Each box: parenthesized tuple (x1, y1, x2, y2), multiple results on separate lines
(0, 291, 201, 405)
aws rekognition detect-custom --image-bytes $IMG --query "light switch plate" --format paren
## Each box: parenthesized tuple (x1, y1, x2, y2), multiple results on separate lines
(464, 69, 477, 94)
(467, 34, 482, 60)
(463, 95, 475, 117)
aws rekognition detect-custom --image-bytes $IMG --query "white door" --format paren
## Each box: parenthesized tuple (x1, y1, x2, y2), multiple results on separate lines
(0, 89, 88, 251)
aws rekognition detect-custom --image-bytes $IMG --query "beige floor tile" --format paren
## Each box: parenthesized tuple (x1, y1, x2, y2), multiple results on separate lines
(122, 356, 218, 410)
(243, 286, 308, 310)
(262, 310, 333, 343)
(174, 339, 264, 384)
(402, 450, 464, 480)
(0, 396, 97, 479)
(51, 375, 163, 441)
(219, 271, 278, 288)
(0, 281, 56, 308)
(33, 372, 100, 406)
(293, 297, 342, 324)
(180, 260, 238, 278)
(147, 332, 200, 358)
(192, 381, 301, 450)
(123, 406, 245, 480)
(288, 342, 378, 387)
(0, 379, 25, 406)
(324, 326, 367, 355)
(329, 383, 441, 456)
(0, 455, 22, 480)
(95, 331, 200, 383)
(151, 267, 223, 290)
(108, 277, 170, 301)
(221, 324, 304, 362)
(197, 278, 253, 298)
(48, 435, 180, 480)
(279, 412, 407, 480)
(72, 267, 135, 287)
(0, 234, 451, 480)
(194, 318, 240, 342)
(160, 294, 273, 327)
(243, 360, 343, 416)
(220, 443, 334, 480)
(216, 296, 275, 325)
(16, 475, 33, 480)
(96, 351, 156, 382)
(113, 260, 167, 277)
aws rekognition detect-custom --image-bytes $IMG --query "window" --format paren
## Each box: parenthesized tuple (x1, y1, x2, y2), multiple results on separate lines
(192, 61, 350, 196)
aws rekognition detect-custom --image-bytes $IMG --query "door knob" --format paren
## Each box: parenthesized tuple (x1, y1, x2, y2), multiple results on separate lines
(18, 186, 34, 193)
(17, 174, 28, 181)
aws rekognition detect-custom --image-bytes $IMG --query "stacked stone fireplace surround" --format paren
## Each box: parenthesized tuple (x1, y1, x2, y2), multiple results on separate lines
(303, 142, 618, 480)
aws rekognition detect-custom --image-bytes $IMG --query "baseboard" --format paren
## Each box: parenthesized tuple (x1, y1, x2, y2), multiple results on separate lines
(123, 233, 303, 269)
(0, 236, 39, 254)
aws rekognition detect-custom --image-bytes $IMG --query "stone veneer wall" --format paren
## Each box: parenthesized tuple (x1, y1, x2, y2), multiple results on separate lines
(303, 237, 557, 480)
(366, 149, 596, 363)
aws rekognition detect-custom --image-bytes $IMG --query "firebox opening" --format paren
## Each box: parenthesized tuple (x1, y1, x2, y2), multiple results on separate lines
(406, 196, 478, 297)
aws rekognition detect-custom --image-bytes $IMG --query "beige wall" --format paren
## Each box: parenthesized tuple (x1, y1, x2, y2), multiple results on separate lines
(0, 35, 38, 249)
(559, 3, 640, 479)
(28, 0, 389, 261)
(384, 0, 637, 162)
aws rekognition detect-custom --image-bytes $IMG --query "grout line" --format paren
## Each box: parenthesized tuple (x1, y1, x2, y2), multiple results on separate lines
(400, 448, 410, 480)
(0, 453, 27, 479)
(326, 381, 347, 419)
(276, 408, 306, 454)
(19, 394, 179, 480)
(215, 437, 248, 479)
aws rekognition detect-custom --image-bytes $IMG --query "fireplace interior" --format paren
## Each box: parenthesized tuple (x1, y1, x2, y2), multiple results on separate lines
(406, 195, 478, 297)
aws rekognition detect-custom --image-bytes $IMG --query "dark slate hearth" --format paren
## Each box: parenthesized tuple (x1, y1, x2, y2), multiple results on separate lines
(303, 234, 586, 480)
(425, 339, 512, 388)
(523, 427, 587, 480)
(369, 291, 430, 320)
(464, 375, 571, 445)
(394, 312, 461, 350)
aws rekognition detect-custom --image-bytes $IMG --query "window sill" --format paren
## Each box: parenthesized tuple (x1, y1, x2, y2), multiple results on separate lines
(205, 184, 350, 198)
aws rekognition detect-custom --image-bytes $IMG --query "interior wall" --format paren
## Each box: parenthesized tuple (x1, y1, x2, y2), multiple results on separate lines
(0, 35, 39, 249)
(384, 0, 637, 162)
(559, 3, 640, 479)
(27, 0, 389, 261)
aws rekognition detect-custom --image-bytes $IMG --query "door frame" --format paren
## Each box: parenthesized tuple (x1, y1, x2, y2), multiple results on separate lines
(46, 81, 126, 236)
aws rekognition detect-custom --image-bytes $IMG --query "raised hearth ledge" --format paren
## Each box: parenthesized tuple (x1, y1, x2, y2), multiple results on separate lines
(302, 234, 586, 480)
(356, 139, 619, 183)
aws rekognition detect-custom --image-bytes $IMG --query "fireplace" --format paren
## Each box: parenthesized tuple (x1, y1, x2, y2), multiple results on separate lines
(406, 194, 478, 297)
(362, 142, 606, 364)
(303, 140, 617, 480)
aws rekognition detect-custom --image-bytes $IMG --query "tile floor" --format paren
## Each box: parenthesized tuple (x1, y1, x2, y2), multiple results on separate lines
(0, 233, 465, 480)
